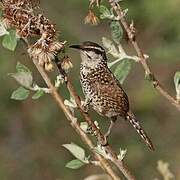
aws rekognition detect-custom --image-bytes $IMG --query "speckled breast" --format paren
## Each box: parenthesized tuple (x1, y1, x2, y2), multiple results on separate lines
(80, 63, 129, 118)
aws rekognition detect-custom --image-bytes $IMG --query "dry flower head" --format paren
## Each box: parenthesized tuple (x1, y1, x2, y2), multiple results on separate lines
(84, 9, 99, 25)
(89, 0, 102, 8)
(1, 0, 65, 71)
(61, 56, 73, 72)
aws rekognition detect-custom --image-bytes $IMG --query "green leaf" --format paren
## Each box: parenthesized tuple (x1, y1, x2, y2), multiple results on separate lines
(11, 86, 30, 100)
(0, 21, 9, 36)
(16, 62, 31, 73)
(65, 159, 85, 169)
(114, 60, 131, 84)
(2, 29, 17, 51)
(32, 90, 44, 100)
(102, 37, 113, 49)
(157, 160, 174, 180)
(174, 71, 180, 100)
(62, 143, 86, 162)
(80, 122, 89, 133)
(102, 37, 119, 58)
(99, 5, 112, 19)
(110, 21, 123, 44)
(117, 148, 127, 160)
(174, 72, 180, 89)
(9, 72, 33, 89)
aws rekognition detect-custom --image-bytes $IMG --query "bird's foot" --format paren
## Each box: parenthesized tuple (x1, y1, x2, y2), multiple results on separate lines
(81, 101, 89, 113)
(81, 98, 91, 113)
(101, 118, 116, 146)
(101, 134, 109, 146)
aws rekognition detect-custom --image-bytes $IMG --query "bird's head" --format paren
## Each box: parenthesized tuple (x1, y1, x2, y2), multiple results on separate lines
(70, 41, 107, 67)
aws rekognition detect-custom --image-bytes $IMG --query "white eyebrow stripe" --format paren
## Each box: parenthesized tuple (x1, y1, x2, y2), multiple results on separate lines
(84, 46, 104, 52)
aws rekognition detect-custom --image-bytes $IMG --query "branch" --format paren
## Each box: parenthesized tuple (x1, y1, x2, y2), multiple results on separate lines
(32, 58, 121, 180)
(55, 61, 136, 180)
(107, 0, 180, 112)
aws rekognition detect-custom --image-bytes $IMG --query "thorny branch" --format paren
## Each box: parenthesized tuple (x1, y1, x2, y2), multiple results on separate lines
(107, 0, 180, 112)
(1, 0, 136, 180)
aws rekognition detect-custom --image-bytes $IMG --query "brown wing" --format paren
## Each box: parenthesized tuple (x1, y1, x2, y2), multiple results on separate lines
(91, 66, 129, 117)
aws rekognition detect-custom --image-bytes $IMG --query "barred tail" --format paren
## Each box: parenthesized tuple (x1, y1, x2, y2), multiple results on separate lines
(126, 112, 155, 151)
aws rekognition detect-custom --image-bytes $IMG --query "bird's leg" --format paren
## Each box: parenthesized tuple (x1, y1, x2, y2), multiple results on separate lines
(81, 97, 92, 113)
(103, 117, 117, 145)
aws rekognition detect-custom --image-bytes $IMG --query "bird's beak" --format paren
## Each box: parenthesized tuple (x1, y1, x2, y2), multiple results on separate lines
(69, 44, 83, 50)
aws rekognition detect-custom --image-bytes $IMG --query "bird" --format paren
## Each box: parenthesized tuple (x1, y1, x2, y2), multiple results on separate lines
(70, 41, 154, 151)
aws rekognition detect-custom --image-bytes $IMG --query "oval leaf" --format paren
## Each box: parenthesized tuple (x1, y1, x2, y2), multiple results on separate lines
(10, 72, 33, 89)
(174, 71, 180, 100)
(0, 21, 9, 36)
(102, 37, 119, 58)
(114, 60, 131, 84)
(32, 90, 44, 100)
(11, 86, 30, 100)
(65, 159, 85, 169)
(62, 143, 85, 161)
(110, 21, 123, 44)
(80, 122, 89, 133)
(16, 62, 31, 73)
(99, 5, 111, 19)
(174, 72, 180, 89)
(2, 29, 17, 51)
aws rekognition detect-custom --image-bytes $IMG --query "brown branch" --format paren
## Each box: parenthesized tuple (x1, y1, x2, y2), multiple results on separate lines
(32, 58, 121, 180)
(107, 0, 180, 112)
(1, 1, 135, 179)
(55, 60, 136, 180)
(68, 83, 135, 180)
(66, 79, 135, 180)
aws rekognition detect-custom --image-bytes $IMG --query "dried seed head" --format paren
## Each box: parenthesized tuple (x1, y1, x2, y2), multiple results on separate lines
(1, 0, 57, 39)
(28, 45, 54, 67)
(49, 41, 64, 53)
(28, 39, 65, 71)
(2, 0, 65, 71)
(45, 62, 54, 72)
(38, 51, 54, 65)
(89, 0, 101, 8)
(84, 10, 99, 25)
(61, 56, 73, 71)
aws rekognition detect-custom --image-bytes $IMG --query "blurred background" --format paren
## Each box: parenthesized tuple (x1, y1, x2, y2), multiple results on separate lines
(0, 0, 180, 179)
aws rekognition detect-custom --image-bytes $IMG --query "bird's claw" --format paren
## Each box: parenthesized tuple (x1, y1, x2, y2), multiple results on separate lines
(81, 104, 89, 113)
(101, 134, 108, 146)
(81, 100, 90, 113)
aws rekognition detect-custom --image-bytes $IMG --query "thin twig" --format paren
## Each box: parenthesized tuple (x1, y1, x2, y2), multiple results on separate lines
(55, 60, 136, 180)
(32, 58, 121, 180)
(107, 0, 180, 112)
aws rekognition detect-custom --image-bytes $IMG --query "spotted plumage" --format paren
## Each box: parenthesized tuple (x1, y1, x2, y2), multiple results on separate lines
(80, 62, 129, 118)
(70, 41, 154, 151)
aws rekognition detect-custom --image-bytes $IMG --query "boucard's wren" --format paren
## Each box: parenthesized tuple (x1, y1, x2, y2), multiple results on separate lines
(70, 41, 154, 151)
